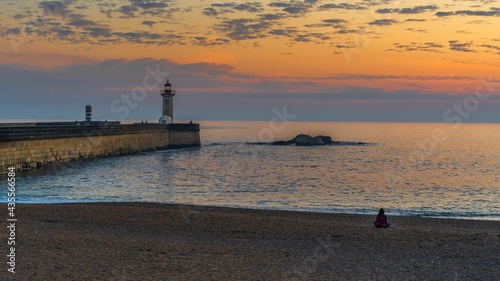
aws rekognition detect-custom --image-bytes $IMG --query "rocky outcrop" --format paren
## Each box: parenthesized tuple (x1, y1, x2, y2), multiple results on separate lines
(272, 134, 334, 146)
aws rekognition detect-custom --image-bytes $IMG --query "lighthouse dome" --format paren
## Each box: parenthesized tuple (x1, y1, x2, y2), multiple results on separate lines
(159, 115, 173, 124)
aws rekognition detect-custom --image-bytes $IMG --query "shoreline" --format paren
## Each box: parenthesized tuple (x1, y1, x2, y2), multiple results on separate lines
(2, 202, 499, 280)
(14, 201, 500, 222)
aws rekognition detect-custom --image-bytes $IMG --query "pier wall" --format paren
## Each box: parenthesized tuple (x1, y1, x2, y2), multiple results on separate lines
(0, 124, 200, 174)
(166, 124, 202, 148)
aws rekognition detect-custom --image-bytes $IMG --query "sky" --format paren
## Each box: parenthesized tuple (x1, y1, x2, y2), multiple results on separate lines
(0, 0, 499, 122)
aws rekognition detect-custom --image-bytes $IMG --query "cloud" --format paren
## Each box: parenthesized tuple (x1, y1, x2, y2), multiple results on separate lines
(118, 5, 139, 18)
(269, 27, 298, 36)
(233, 2, 264, 13)
(202, 8, 219, 17)
(335, 28, 362, 34)
(74, 4, 89, 10)
(1, 0, 497, 73)
(140, 7, 173, 17)
(258, 13, 288, 21)
(141, 21, 157, 29)
(449, 40, 475, 52)
(0, 3, 186, 47)
(100, 9, 113, 18)
(479, 44, 500, 51)
(436, 7, 500, 17)
(479, 44, 500, 54)
(67, 13, 98, 28)
(304, 18, 348, 28)
(214, 13, 331, 44)
(2, 59, 498, 122)
(368, 19, 397, 25)
(405, 28, 428, 33)
(333, 44, 347, 49)
(128, 0, 169, 10)
(84, 27, 112, 38)
(376, 5, 438, 14)
(268, 26, 331, 44)
(301, 73, 479, 81)
(113, 31, 161, 40)
(388, 42, 444, 53)
(211, 3, 235, 8)
(268, 0, 319, 15)
(215, 18, 273, 40)
(330, 39, 366, 50)
(5, 28, 22, 35)
(435, 11, 454, 17)
(318, 3, 367, 10)
(192, 36, 231, 46)
(203, 2, 264, 17)
(293, 32, 330, 42)
(39, 1, 70, 18)
(12, 11, 34, 20)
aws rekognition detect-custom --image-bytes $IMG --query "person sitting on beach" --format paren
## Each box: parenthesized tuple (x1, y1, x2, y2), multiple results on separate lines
(374, 208, 390, 228)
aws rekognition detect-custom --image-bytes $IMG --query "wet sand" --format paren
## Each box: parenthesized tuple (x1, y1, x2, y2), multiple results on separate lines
(1, 203, 499, 280)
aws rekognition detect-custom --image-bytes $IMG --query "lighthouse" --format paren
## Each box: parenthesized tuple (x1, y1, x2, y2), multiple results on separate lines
(159, 80, 176, 124)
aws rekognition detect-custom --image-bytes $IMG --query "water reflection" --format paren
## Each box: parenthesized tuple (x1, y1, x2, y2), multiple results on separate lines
(3, 121, 499, 220)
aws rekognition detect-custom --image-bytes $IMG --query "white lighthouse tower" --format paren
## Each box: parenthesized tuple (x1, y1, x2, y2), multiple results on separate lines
(159, 80, 176, 124)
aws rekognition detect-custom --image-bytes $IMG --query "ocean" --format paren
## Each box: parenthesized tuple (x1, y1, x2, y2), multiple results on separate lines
(3, 121, 500, 220)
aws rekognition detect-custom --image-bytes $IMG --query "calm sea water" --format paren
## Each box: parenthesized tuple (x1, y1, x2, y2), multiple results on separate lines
(2, 121, 500, 220)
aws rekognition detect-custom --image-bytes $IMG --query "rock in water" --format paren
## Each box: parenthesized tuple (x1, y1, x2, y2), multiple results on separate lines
(296, 135, 333, 146)
(272, 134, 334, 146)
(271, 141, 290, 146)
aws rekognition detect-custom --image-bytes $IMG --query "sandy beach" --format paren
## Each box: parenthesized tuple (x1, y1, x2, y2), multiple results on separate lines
(1, 203, 499, 280)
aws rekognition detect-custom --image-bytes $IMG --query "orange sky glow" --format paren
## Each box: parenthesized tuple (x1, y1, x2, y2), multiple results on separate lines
(0, 0, 499, 121)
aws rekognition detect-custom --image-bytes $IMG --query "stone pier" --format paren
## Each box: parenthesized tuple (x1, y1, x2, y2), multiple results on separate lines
(0, 123, 200, 174)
